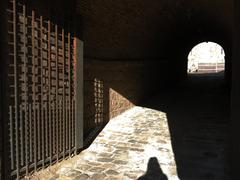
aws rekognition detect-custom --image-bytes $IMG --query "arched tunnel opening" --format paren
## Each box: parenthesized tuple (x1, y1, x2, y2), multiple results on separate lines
(187, 42, 225, 74)
(140, 41, 231, 179)
(0, 0, 239, 179)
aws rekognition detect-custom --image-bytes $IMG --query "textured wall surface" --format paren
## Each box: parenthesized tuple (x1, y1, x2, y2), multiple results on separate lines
(76, 0, 233, 60)
(83, 59, 176, 138)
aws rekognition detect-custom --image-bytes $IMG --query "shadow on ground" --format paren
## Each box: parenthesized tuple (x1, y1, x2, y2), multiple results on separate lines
(140, 72, 230, 180)
(138, 157, 168, 180)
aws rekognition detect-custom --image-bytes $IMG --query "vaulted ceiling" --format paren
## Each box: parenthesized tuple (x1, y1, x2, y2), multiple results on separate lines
(76, 0, 233, 60)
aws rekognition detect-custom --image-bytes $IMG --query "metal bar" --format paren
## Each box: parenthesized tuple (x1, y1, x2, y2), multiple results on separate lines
(62, 29, 66, 159)
(22, 4, 29, 175)
(53, 100, 55, 155)
(68, 32, 71, 157)
(66, 99, 69, 157)
(13, 0, 20, 177)
(32, 10, 37, 172)
(71, 38, 74, 149)
(37, 103, 41, 160)
(55, 24, 59, 162)
(72, 99, 74, 151)
(20, 105, 24, 166)
(9, 106, 14, 169)
(40, 15, 45, 168)
(29, 104, 32, 163)
(45, 103, 48, 157)
(73, 38, 77, 152)
(59, 100, 62, 153)
(48, 20, 52, 165)
(25, 103, 29, 176)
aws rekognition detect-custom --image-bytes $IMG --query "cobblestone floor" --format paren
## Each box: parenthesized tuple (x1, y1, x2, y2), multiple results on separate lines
(30, 107, 179, 180)
(30, 73, 229, 180)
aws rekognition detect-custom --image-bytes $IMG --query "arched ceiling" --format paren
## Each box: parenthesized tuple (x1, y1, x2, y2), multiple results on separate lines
(76, 0, 233, 59)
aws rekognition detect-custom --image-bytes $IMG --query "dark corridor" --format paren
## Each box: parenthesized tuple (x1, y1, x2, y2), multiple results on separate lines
(142, 72, 230, 179)
(1, 0, 238, 179)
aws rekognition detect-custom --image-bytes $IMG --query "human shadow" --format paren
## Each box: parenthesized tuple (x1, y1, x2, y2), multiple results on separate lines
(138, 157, 168, 180)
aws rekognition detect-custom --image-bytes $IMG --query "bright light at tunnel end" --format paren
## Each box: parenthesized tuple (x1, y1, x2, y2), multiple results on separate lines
(187, 42, 225, 74)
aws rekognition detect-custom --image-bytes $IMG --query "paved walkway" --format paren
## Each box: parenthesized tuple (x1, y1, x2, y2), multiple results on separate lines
(31, 107, 178, 180)
(31, 73, 229, 180)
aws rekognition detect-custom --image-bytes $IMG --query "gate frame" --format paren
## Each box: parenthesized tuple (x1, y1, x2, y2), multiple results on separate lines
(0, 1, 84, 178)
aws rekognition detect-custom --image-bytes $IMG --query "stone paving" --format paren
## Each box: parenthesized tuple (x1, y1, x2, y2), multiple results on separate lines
(30, 73, 229, 180)
(30, 107, 179, 180)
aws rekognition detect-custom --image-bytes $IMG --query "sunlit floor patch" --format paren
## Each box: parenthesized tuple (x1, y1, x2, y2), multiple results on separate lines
(32, 106, 179, 179)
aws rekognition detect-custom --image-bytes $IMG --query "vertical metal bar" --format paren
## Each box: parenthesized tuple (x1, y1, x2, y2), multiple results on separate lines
(13, 0, 20, 177)
(68, 32, 71, 157)
(62, 29, 66, 159)
(23, 4, 29, 175)
(40, 15, 45, 168)
(73, 38, 76, 152)
(37, 103, 41, 160)
(44, 103, 48, 157)
(59, 100, 62, 153)
(71, 52, 75, 149)
(48, 20, 52, 165)
(25, 101, 29, 175)
(59, 31, 63, 154)
(66, 98, 68, 155)
(55, 24, 59, 161)
(53, 100, 55, 155)
(29, 104, 32, 163)
(20, 105, 24, 166)
(72, 99, 74, 152)
(32, 10, 37, 172)
(34, 100, 37, 171)
(9, 106, 14, 169)
(57, 31, 63, 156)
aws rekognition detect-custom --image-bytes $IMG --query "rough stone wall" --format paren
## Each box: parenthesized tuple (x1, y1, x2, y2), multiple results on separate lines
(83, 59, 175, 138)
(84, 60, 142, 137)
(76, 0, 233, 59)
(109, 88, 134, 119)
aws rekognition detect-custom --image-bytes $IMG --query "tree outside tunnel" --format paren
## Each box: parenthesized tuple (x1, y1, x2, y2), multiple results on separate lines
(187, 42, 225, 74)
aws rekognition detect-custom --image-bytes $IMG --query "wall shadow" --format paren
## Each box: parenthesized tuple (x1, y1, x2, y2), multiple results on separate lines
(138, 157, 168, 180)
(82, 59, 176, 146)
(140, 72, 230, 179)
(83, 76, 110, 147)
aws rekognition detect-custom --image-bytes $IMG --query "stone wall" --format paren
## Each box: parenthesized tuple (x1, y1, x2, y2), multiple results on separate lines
(83, 59, 176, 139)
(76, 0, 233, 60)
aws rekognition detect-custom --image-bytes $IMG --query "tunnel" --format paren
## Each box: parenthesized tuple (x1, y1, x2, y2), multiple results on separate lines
(1, 0, 240, 179)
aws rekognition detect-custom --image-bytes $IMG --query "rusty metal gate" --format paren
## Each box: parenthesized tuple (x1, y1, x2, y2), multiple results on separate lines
(3, 0, 83, 178)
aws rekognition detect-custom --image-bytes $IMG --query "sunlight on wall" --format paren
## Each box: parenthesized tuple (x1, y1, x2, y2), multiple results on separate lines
(188, 42, 225, 74)
(109, 88, 134, 119)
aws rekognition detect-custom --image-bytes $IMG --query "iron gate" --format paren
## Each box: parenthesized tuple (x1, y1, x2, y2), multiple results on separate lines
(4, 0, 83, 178)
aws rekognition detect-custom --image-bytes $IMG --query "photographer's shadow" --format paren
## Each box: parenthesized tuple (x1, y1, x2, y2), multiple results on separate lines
(138, 157, 168, 180)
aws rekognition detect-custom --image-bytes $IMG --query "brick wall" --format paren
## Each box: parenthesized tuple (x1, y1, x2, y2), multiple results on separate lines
(76, 0, 233, 60)
(83, 59, 174, 140)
